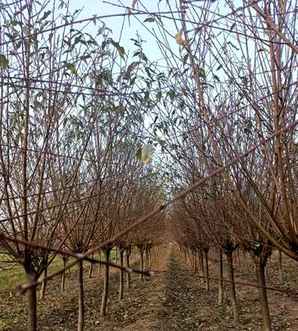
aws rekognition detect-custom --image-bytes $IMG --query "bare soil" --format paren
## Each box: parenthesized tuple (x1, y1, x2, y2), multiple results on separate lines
(0, 246, 297, 330)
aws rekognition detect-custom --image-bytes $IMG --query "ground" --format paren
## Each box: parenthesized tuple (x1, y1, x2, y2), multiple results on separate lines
(0, 246, 297, 330)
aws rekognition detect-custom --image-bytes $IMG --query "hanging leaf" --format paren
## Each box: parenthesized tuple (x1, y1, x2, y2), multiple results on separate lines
(66, 63, 77, 75)
(175, 31, 186, 46)
(144, 17, 155, 23)
(136, 147, 142, 161)
(198, 67, 206, 79)
(111, 40, 125, 59)
(136, 144, 154, 164)
(0, 54, 9, 69)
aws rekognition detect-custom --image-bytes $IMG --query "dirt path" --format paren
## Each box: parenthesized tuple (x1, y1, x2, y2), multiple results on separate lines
(154, 253, 205, 330)
(1, 247, 298, 330)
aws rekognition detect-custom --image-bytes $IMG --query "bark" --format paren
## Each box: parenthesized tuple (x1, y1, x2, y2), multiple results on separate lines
(218, 249, 224, 305)
(199, 250, 205, 284)
(100, 248, 111, 316)
(278, 250, 283, 283)
(88, 262, 94, 278)
(98, 252, 102, 273)
(256, 260, 272, 331)
(139, 246, 144, 281)
(119, 249, 124, 300)
(77, 260, 85, 331)
(204, 249, 210, 291)
(26, 272, 38, 331)
(226, 252, 239, 324)
(39, 266, 48, 300)
(61, 256, 67, 292)
(126, 250, 131, 289)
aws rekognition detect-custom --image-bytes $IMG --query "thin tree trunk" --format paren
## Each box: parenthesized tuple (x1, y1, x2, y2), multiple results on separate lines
(98, 252, 102, 273)
(27, 272, 37, 331)
(89, 262, 94, 278)
(114, 248, 118, 264)
(77, 260, 85, 331)
(218, 249, 224, 305)
(199, 250, 205, 285)
(126, 250, 131, 289)
(226, 252, 239, 324)
(39, 266, 48, 300)
(100, 248, 111, 316)
(139, 246, 144, 281)
(204, 249, 210, 291)
(278, 250, 283, 283)
(119, 249, 124, 300)
(61, 256, 67, 292)
(256, 261, 272, 331)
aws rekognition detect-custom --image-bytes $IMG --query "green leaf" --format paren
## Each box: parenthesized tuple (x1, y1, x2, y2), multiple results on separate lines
(0, 54, 9, 69)
(110, 40, 125, 59)
(136, 147, 142, 161)
(136, 144, 154, 164)
(144, 17, 155, 23)
(66, 63, 77, 75)
(198, 67, 206, 79)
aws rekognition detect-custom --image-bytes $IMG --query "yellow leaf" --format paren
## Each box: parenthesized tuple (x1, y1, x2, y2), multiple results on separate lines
(141, 144, 154, 164)
(175, 31, 186, 46)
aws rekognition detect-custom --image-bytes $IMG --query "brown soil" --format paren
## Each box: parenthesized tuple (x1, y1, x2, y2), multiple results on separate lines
(0, 246, 297, 331)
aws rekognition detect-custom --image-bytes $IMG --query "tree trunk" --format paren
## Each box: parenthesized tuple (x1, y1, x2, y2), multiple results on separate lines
(61, 256, 67, 292)
(126, 250, 131, 289)
(77, 260, 85, 331)
(193, 251, 198, 273)
(114, 248, 118, 264)
(139, 246, 144, 281)
(218, 249, 224, 305)
(119, 248, 124, 300)
(98, 252, 102, 273)
(26, 272, 37, 331)
(278, 250, 283, 283)
(39, 266, 48, 300)
(256, 260, 272, 331)
(226, 252, 239, 324)
(88, 262, 94, 278)
(204, 249, 210, 291)
(199, 250, 205, 285)
(100, 248, 111, 316)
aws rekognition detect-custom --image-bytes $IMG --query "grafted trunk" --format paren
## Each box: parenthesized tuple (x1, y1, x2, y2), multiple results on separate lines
(218, 249, 224, 305)
(100, 248, 111, 316)
(256, 260, 272, 331)
(119, 248, 124, 300)
(226, 252, 239, 324)
(126, 249, 131, 289)
(204, 248, 210, 291)
(77, 260, 85, 331)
